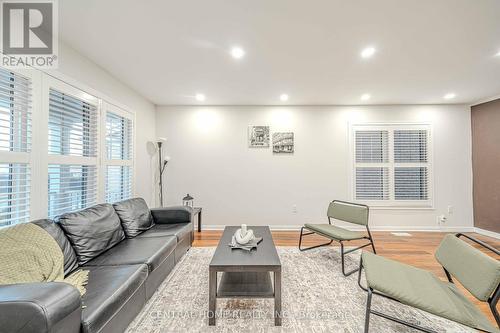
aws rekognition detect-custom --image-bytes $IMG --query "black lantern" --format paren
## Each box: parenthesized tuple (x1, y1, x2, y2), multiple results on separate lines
(183, 194, 194, 208)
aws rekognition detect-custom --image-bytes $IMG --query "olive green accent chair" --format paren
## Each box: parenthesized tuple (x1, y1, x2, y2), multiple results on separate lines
(299, 200, 376, 276)
(358, 233, 500, 333)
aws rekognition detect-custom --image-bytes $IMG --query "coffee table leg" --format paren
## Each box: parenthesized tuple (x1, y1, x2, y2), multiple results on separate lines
(209, 269, 217, 326)
(274, 269, 282, 326)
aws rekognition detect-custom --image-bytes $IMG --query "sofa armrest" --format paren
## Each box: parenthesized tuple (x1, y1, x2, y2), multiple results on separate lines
(151, 206, 193, 224)
(0, 282, 81, 333)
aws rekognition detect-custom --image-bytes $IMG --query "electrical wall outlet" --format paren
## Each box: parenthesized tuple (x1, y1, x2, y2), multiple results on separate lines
(447, 205, 454, 214)
(438, 215, 447, 224)
(292, 205, 297, 213)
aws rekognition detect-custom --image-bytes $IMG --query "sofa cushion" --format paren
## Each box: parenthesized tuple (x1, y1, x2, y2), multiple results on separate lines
(31, 219, 79, 275)
(57, 204, 125, 265)
(136, 223, 191, 242)
(83, 236, 177, 273)
(113, 198, 154, 238)
(81, 264, 148, 333)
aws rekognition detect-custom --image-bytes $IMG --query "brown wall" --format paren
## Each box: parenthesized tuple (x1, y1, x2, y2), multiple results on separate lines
(471, 99, 500, 233)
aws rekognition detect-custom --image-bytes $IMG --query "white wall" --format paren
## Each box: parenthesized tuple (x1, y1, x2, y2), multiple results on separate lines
(47, 43, 157, 206)
(156, 104, 473, 231)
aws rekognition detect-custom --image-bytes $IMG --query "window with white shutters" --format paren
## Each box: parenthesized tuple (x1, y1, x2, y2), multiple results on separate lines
(105, 165, 132, 203)
(354, 130, 390, 200)
(352, 124, 432, 207)
(393, 130, 429, 201)
(48, 164, 97, 218)
(0, 68, 32, 226)
(48, 87, 98, 218)
(106, 112, 132, 160)
(48, 89, 98, 157)
(0, 67, 138, 224)
(104, 107, 133, 203)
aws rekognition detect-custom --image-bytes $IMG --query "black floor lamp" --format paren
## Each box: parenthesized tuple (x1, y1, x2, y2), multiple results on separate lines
(157, 138, 170, 207)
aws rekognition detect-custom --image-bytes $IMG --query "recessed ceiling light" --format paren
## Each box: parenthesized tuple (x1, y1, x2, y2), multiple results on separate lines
(195, 93, 206, 101)
(443, 93, 456, 100)
(360, 93, 371, 101)
(361, 47, 376, 59)
(230, 47, 245, 59)
(495, 50, 500, 57)
(279, 94, 289, 102)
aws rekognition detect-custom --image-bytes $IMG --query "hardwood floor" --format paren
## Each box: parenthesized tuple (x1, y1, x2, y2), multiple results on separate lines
(194, 230, 500, 325)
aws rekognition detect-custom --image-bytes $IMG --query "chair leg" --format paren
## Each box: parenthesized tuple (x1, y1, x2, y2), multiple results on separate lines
(489, 284, 500, 328)
(370, 239, 376, 254)
(364, 288, 373, 333)
(357, 257, 368, 292)
(298, 227, 333, 251)
(341, 242, 360, 276)
(366, 226, 377, 254)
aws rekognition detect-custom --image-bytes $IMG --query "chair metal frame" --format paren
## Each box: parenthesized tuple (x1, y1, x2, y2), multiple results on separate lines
(358, 233, 500, 333)
(298, 200, 376, 276)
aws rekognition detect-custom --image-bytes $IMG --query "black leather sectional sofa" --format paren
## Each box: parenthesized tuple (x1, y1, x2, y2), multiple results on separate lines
(0, 198, 194, 333)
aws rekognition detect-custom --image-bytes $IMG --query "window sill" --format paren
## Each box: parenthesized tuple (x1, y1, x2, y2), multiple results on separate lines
(368, 206, 435, 211)
(352, 200, 434, 210)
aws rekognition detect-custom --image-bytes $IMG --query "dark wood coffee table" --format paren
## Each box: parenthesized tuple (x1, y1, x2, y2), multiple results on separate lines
(208, 226, 282, 326)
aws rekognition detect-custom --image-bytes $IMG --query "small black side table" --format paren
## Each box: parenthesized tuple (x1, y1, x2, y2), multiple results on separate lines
(193, 207, 202, 232)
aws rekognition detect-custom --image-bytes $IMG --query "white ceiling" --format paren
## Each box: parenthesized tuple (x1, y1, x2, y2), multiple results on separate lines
(59, 0, 500, 106)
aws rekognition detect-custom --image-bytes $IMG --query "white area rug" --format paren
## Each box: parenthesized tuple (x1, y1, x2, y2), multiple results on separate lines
(127, 247, 473, 333)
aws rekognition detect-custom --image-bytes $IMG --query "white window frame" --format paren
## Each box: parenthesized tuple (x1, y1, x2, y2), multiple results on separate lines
(41, 75, 101, 218)
(100, 101, 135, 203)
(0, 60, 138, 225)
(349, 122, 434, 209)
(0, 63, 42, 224)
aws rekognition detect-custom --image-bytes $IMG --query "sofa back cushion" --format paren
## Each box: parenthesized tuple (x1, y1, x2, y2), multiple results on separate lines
(31, 219, 79, 275)
(113, 198, 154, 238)
(57, 204, 125, 265)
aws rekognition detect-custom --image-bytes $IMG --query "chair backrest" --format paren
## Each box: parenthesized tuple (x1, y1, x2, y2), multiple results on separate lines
(327, 200, 369, 226)
(435, 234, 500, 302)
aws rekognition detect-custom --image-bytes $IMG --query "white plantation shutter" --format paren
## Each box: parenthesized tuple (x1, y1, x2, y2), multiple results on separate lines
(48, 164, 97, 218)
(48, 89, 98, 157)
(394, 167, 428, 200)
(355, 130, 388, 163)
(47, 86, 99, 218)
(105, 166, 132, 203)
(394, 129, 430, 201)
(353, 125, 432, 206)
(106, 112, 132, 160)
(394, 130, 427, 162)
(356, 167, 389, 200)
(0, 68, 32, 226)
(0, 163, 30, 226)
(354, 130, 390, 201)
(0, 68, 32, 152)
(104, 108, 133, 203)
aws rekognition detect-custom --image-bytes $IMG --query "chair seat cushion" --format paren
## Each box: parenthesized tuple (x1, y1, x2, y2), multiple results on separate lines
(81, 264, 148, 333)
(136, 223, 191, 241)
(362, 251, 498, 333)
(83, 236, 176, 273)
(304, 223, 365, 241)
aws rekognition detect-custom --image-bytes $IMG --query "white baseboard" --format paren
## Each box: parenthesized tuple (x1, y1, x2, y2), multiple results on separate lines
(202, 224, 475, 233)
(474, 227, 500, 239)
